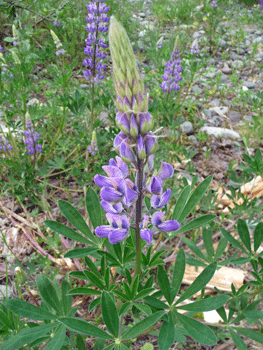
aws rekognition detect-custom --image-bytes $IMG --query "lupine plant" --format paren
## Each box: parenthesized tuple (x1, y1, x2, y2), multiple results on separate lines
(2, 16, 263, 350)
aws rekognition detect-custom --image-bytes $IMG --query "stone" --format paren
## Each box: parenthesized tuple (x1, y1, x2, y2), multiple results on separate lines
(0, 285, 14, 301)
(231, 60, 243, 69)
(231, 52, 242, 60)
(210, 106, 229, 116)
(191, 85, 202, 94)
(180, 121, 194, 135)
(209, 98, 221, 107)
(205, 72, 216, 79)
(244, 115, 253, 123)
(26, 98, 39, 106)
(211, 115, 224, 127)
(243, 81, 255, 89)
(218, 39, 227, 47)
(252, 37, 262, 44)
(222, 63, 232, 75)
(202, 109, 212, 118)
(99, 111, 110, 125)
(228, 111, 242, 123)
(138, 12, 146, 18)
(200, 126, 240, 139)
(79, 84, 88, 88)
(188, 135, 199, 146)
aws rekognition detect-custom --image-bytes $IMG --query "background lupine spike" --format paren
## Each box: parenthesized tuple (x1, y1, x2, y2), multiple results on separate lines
(109, 16, 144, 98)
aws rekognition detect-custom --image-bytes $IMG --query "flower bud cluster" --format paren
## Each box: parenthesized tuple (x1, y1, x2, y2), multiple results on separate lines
(83, 0, 110, 82)
(160, 44, 182, 93)
(50, 30, 65, 56)
(88, 130, 98, 155)
(94, 17, 180, 245)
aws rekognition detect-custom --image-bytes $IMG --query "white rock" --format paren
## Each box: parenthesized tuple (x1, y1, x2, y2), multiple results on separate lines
(200, 126, 240, 139)
(210, 106, 229, 116)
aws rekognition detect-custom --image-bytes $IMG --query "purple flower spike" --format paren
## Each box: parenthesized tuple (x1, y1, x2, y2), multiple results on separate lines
(260, 0, 263, 9)
(210, 0, 218, 8)
(147, 176, 163, 194)
(100, 186, 123, 203)
(130, 114, 138, 137)
(0, 137, 13, 151)
(145, 132, 157, 156)
(137, 135, 146, 160)
(151, 189, 171, 209)
(83, 0, 109, 82)
(160, 44, 182, 93)
(157, 162, 174, 180)
(140, 229, 153, 243)
(120, 141, 135, 164)
(116, 112, 130, 135)
(101, 201, 123, 214)
(152, 211, 180, 232)
(23, 122, 43, 155)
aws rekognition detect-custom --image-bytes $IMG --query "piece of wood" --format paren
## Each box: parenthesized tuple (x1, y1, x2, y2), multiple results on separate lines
(183, 264, 245, 293)
(216, 175, 263, 213)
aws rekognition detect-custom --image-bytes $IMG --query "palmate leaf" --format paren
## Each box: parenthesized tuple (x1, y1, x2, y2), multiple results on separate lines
(170, 214, 216, 237)
(0, 322, 57, 350)
(45, 325, 66, 350)
(86, 187, 102, 229)
(101, 291, 119, 338)
(157, 266, 172, 305)
(158, 312, 175, 350)
(36, 275, 62, 315)
(121, 310, 165, 340)
(58, 317, 113, 340)
(178, 176, 213, 223)
(2, 299, 56, 320)
(175, 262, 217, 305)
(64, 247, 97, 258)
(177, 294, 230, 312)
(44, 221, 91, 245)
(175, 312, 217, 345)
(237, 219, 251, 252)
(229, 328, 247, 350)
(236, 327, 263, 344)
(172, 185, 191, 221)
(58, 200, 97, 243)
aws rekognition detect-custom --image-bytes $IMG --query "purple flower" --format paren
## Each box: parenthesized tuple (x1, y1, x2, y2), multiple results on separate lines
(157, 162, 174, 180)
(151, 189, 171, 209)
(95, 214, 130, 244)
(0, 137, 13, 151)
(137, 135, 146, 160)
(83, 0, 109, 82)
(211, 0, 218, 8)
(191, 40, 200, 54)
(160, 45, 182, 93)
(0, 46, 3, 52)
(119, 141, 135, 164)
(147, 176, 163, 194)
(145, 132, 157, 155)
(23, 121, 43, 155)
(13, 41, 19, 46)
(100, 201, 123, 214)
(53, 20, 61, 27)
(56, 49, 65, 56)
(88, 130, 98, 155)
(260, 0, 263, 9)
(151, 211, 180, 233)
(139, 215, 153, 243)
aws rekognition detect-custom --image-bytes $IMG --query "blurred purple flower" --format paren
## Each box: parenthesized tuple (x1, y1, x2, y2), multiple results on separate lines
(53, 20, 61, 27)
(0, 136, 13, 151)
(211, 0, 218, 8)
(23, 121, 43, 155)
(160, 45, 182, 92)
(0, 46, 3, 52)
(260, 0, 263, 9)
(83, 0, 110, 82)
(56, 49, 65, 56)
(152, 211, 180, 232)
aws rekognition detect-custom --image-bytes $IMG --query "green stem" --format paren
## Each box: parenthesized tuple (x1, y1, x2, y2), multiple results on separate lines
(134, 158, 144, 280)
